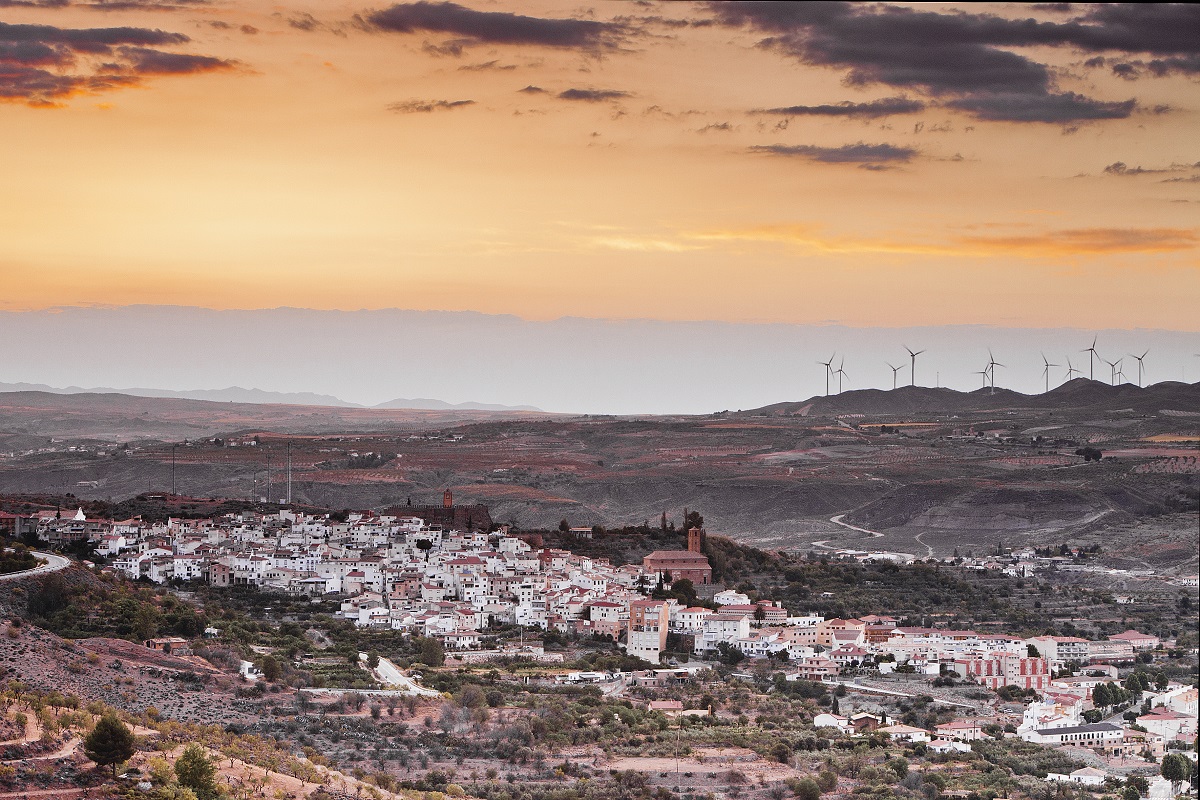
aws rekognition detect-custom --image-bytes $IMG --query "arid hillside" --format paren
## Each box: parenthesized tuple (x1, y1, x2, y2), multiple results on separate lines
(1, 382, 1195, 568)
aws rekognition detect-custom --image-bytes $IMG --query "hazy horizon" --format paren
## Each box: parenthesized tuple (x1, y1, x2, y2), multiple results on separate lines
(2, 305, 1196, 415)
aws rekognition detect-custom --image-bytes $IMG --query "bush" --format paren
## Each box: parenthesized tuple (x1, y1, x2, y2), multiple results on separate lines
(793, 778, 821, 800)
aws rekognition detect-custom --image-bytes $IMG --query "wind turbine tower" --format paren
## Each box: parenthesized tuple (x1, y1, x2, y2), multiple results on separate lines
(1104, 357, 1121, 386)
(835, 358, 848, 394)
(886, 362, 905, 390)
(818, 354, 836, 397)
(1041, 353, 1059, 394)
(1083, 336, 1100, 381)
(904, 346, 924, 387)
(986, 349, 1004, 395)
(1064, 357, 1081, 382)
(1129, 350, 1148, 388)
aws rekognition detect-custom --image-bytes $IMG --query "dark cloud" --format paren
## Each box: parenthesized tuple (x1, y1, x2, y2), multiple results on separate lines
(118, 46, 235, 74)
(705, 2, 1192, 124)
(517, 84, 546, 94)
(387, 98, 475, 113)
(286, 13, 321, 32)
(0, 63, 136, 104)
(1104, 160, 1200, 177)
(1104, 161, 1160, 176)
(756, 96, 924, 118)
(1105, 55, 1200, 79)
(458, 59, 515, 71)
(945, 91, 1135, 123)
(0, 21, 188, 49)
(697, 122, 733, 133)
(421, 40, 464, 57)
(0, 0, 213, 7)
(82, 0, 212, 9)
(0, 20, 233, 106)
(749, 141, 917, 168)
(364, 1, 628, 51)
(557, 88, 629, 102)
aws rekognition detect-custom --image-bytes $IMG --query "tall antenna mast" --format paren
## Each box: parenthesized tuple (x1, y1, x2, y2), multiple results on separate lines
(287, 440, 293, 505)
(265, 449, 271, 504)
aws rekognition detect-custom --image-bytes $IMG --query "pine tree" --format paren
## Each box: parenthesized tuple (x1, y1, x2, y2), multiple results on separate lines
(175, 743, 219, 799)
(84, 713, 136, 777)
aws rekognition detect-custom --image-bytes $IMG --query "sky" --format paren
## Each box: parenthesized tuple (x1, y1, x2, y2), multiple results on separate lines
(0, 1, 1198, 410)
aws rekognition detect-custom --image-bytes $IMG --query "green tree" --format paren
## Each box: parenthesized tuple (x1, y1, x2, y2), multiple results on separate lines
(84, 713, 136, 777)
(260, 654, 281, 683)
(558, 519, 570, 533)
(1126, 776, 1149, 796)
(417, 636, 445, 667)
(1161, 753, 1192, 791)
(1092, 682, 1112, 708)
(367, 650, 380, 669)
(416, 539, 434, 561)
(175, 743, 219, 799)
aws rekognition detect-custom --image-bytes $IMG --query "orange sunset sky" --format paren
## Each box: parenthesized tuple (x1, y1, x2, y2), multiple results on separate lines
(1, 1, 1197, 330)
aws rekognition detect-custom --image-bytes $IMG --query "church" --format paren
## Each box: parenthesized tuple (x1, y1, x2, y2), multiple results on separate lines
(642, 527, 713, 585)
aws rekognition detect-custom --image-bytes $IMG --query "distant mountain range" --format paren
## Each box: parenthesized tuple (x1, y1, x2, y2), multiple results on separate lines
(745, 378, 1200, 417)
(373, 398, 542, 412)
(0, 383, 541, 413)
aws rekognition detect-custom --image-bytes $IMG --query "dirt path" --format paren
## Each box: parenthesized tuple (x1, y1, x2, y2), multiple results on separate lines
(829, 514, 884, 539)
(0, 789, 92, 798)
(913, 530, 935, 559)
(5, 736, 82, 762)
(0, 711, 41, 747)
(163, 743, 403, 800)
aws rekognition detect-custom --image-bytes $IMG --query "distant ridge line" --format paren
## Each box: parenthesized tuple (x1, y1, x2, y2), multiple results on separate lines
(0, 383, 542, 413)
(744, 378, 1200, 417)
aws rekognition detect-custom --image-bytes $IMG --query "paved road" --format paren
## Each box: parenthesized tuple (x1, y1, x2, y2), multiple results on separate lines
(826, 678, 978, 709)
(361, 653, 441, 697)
(0, 551, 70, 582)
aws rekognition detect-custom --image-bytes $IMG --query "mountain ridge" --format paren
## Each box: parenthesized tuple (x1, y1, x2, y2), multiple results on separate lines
(0, 382, 540, 413)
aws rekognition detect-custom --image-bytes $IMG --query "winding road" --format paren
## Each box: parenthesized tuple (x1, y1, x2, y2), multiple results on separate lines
(0, 551, 70, 582)
(814, 516, 922, 560)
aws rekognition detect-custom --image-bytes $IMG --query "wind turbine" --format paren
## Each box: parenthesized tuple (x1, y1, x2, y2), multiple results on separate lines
(1083, 336, 1100, 381)
(886, 362, 906, 390)
(1041, 353, 1059, 394)
(1064, 356, 1081, 382)
(835, 358, 848, 394)
(1103, 357, 1121, 386)
(818, 353, 836, 397)
(904, 346, 924, 387)
(974, 368, 990, 390)
(1129, 350, 1148, 387)
(987, 349, 1004, 394)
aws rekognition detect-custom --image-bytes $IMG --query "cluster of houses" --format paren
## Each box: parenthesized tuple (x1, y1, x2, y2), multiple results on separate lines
(13, 505, 1197, 780)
